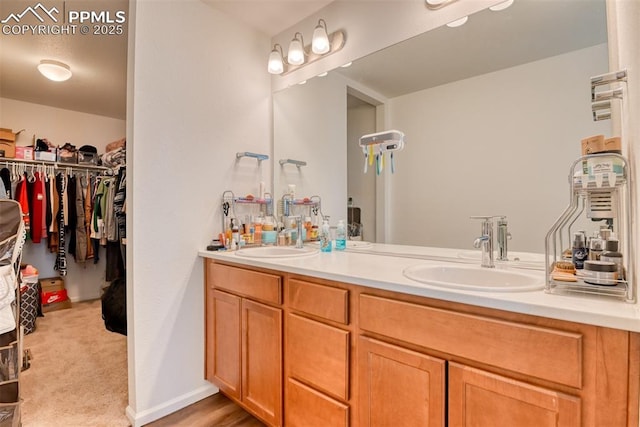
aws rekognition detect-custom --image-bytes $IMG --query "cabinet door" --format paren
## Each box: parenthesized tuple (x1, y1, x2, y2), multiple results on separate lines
(448, 362, 581, 427)
(359, 337, 445, 427)
(242, 298, 283, 426)
(210, 290, 241, 400)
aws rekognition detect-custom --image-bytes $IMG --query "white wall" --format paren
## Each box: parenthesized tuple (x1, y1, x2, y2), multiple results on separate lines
(126, 1, 271, 425)
(0, 97, 125, 301)
(387, 44, 610, 252)
(273, 73, 347, 223)
(347, 100, 376, 241)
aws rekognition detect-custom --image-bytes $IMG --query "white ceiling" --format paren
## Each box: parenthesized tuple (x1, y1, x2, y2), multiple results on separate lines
(0, 0, 607, 121)
(0, 0, 129, 120)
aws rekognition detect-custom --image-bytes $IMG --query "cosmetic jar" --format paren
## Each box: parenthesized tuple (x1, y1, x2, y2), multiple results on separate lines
(582, 260, 617, 286)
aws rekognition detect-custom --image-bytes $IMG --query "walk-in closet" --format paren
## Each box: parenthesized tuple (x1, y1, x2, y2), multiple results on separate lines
(0, 0, 129, 424)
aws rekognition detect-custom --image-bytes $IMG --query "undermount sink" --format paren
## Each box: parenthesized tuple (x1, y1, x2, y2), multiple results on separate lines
(402, 264, 544, 292)
(309, 240, 372, 249)
(235, 246, 319, 258)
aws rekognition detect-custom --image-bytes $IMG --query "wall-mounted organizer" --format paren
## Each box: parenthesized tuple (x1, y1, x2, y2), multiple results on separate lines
(545, 153, 635, 302)
(359, 130, 405, 175)
(221, 190, 274, 245)
(590, 69, 627, 121)
(279, 194, 322, 219)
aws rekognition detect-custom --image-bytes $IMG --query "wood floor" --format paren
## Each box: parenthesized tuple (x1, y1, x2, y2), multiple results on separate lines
(145, 393, 265, 427)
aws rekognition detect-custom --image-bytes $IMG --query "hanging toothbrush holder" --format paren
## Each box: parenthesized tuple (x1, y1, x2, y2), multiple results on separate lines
(358, 130, 405, 175)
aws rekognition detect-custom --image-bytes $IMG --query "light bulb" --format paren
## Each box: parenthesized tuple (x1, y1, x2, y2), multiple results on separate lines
(312, 20, 330, 54)
(288, 33, 305, 66)
(267, 45, 284, 74)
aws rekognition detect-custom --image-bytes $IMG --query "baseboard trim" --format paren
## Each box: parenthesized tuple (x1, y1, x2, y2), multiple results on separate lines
(126, 383, 219, 427)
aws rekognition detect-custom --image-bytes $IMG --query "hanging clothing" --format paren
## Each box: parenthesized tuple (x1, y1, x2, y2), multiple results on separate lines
(53, 174, 67, 277)
(74, 176, 88, 263)
(67, 176, 77, 258)
(0, 168, 11, 199)
(30, 172, 47, 244)
(85, 176, 94, 261)
(47, 175, 59, 254)
(14, 176, 30, 239)
(105, 178, 117, 242)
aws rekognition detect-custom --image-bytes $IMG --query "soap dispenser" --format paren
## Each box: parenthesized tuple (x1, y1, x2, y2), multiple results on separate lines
(335, 220, 346, 251)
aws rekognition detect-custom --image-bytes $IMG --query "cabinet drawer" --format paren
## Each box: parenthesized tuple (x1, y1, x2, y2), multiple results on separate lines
(286, 378, 349, 427)
(359, 294, 583, 388)
(208, 262, 281, 305)
(287, 313, 350, 400)
(288, 279, 349, 324)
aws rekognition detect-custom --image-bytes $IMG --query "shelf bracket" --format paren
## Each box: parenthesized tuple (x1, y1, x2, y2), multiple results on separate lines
(279, 158, 307, 168)
(236, 152, 269, 163)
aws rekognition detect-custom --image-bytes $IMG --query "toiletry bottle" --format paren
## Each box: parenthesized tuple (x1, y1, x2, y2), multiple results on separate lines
(588, 232, 603, 261)
(231, 219, 240, 248)
(304, 217, 312, 240)
(335, 220, 346, 251)
(254, 217, 263, 245)
(601, 238, 624, 280)
(572, 232, 587, 269)
(320, 218, 332, 252)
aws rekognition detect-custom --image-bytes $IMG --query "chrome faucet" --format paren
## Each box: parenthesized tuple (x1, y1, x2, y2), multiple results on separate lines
(287, 215, 304, 248)
(496, 216, 512, 261)
(471, 216, 495, 268)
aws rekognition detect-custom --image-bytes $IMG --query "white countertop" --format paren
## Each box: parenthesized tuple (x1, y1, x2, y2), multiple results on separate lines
(199, 243, 640, 332)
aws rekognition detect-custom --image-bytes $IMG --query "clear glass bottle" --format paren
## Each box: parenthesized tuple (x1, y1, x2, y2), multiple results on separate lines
(320, 218, 332, 252)
(335, 219, 346, 251)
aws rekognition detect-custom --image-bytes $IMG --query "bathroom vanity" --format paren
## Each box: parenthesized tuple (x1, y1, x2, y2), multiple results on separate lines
(200, 245, 640, 426)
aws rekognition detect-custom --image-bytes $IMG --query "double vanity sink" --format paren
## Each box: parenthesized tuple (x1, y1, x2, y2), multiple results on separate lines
(232, 243, 544, 293)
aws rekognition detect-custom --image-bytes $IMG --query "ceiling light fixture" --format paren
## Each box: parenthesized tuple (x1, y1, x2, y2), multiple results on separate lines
(267, 44, 285, 74)
(312, 19, 330, 54)
(341, 62, 353, 68)
(446, 16, 468, 27)
(37, 59, 72, 82)
(288, 32, 306, 66)
(268, 19, 346, 76)
(489, 0, 514, 11)
(318, 72, 328, 77)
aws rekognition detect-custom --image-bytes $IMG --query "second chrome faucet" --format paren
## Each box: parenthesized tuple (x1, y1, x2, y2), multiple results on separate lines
(471, 215, 511, 268)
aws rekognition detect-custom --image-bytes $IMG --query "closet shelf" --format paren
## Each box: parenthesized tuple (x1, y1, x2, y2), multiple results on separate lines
(1, 158, 110, 172)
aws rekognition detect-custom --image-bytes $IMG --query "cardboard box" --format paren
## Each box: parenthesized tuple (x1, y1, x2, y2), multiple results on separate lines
(43, 299, 72, 313)
(0, 141, 15, 158)
(0, 128, 16, 142)
(15, 146, 34, 160)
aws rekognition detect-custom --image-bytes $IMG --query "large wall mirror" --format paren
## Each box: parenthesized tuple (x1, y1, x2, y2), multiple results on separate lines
(274, 0, 611, 253)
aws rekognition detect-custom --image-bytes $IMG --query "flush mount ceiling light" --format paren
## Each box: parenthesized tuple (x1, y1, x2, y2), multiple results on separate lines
(288, 32, 306, 66)
(37, 59, 72, 82)
(312, 19, 330, 54)
(446, 16, 468, 27)
(489, 0, 514, 11)
(268, 19, 345, 76)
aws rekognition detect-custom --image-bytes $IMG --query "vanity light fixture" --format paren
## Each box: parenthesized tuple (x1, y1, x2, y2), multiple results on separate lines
(318, 71, 328, 77)
(341, 62, 353, 68)
(446, 16, 468, 27)
(267, 19, 345, 76)
(312, 19, 330, 54)
(267, 44, 285, 74)
(287, 32, 306, 66)
(37, 59, 72, 82)
(489, 0, 514, 11)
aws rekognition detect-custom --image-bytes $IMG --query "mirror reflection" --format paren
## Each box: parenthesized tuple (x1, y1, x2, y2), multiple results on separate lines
(274, 0, 610, 253)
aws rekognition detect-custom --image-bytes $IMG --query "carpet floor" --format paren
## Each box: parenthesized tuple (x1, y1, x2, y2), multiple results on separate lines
(21, 299, 129, 427)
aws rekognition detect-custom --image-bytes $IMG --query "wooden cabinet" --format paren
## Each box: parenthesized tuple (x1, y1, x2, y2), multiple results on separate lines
(359, 336, 445, 427)
(204, 260, 639, 427)
(205, 261, 283, 426)
(285, 278, 352, 426)
(448, 362, 581, 427)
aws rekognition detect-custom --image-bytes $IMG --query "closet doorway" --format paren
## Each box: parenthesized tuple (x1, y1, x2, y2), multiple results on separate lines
(0, 0, 129, 424)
